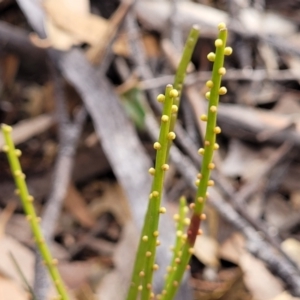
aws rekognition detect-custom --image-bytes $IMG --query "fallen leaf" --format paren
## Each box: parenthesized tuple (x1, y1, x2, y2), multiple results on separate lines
(281, 238, 300, 269)
(0, 276, 27, 300)
(194, 234, 220, 268)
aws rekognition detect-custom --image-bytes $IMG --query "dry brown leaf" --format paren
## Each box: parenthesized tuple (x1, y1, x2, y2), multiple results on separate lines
(89, 182, 131, 226)
(65, 184, 96, 228)
(194, 234, 220, 268)
(0, 276, 27, 300)
(271, 291, 300, 300)
(0, 235, 34, 287)
(44, 0, 109, 50)
(220, 233, 284, 300)
(281, 238, 300, 269)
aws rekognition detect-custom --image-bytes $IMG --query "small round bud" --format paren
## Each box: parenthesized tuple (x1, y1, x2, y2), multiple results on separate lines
(189, 203, 195, 209)
(198, 229, 203, 235)
(14, 170, 22, 177)
(172, 105, 178, 113)
(208, 163, 215, 169)
(182, 234, 187, 240)
(204, 140, 210, 146)
(2, 145, 9, 152)
(148, 168, 155, 175)
(213, 143, 220, 150)
(208, 180, 215, 186)
(200, 114, 207, 121)
(219, 87, 227, 95)
(184, 218, 191, 225)
(207, 52, 216, 62)
(152, 191, 159, 197)
(195, 179, 200, 186)
(206, 192, 210, 198)
(218, 22, 226, 30)
(214, 126, 221, 134)
(197, 173, 202, 179)
(52, 258, 58, 265)
(198, 197, 204, 203)
(142, 235, 148, 242)
(150, 293, 155, 299)
(167, 132, 176, 140)
(14, 189, 20, 195)
(218, 67, 226, 75)
(159, 207, 167, 214)
(161, 115, 169, 122)
(176, 230, 182, 237)
(206, 80, 213, 88)
(153, 142, 161, 150)
(210, 106, 217, 113)
(153, 231, 159, 237)
(205, 92, 210, 100)
(139, 271, 145, 277)
(147, 283, 152, 290)
(173, 281, 179, 287)
(157, 94, 165, 102)
(146, 251, 152, 257)
(15, 149, 22, 157)
(200, 213, 207, 220)
(162, 290, 167, 295)
(156, 240, 161, 246)
(215, 39, 223, 47)
(175, 257, 181, 264)
(153, 264, 159, 270)
(188, 247, 195, 254)
(138, 285, 143, 291)
(173, 214, 180, 221)
(198, 148, 205, 155)
(161, 164, 169, 171)
(27, 195, 34, 202)
(224, 47, 233, 56)
(170, 89, 179, 98)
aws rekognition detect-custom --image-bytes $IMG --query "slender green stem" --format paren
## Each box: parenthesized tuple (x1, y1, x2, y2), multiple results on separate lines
(161, 23, 232, 300)
(126, 25, 199, 300)
(162, 197, 188, 295)
(126, 85, 177, 300)
(1, 124, 70, 300)
(168, 26, 200, 153)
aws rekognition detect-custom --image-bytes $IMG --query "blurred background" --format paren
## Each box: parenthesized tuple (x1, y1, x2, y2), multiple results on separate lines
(1, 0, 300, 299)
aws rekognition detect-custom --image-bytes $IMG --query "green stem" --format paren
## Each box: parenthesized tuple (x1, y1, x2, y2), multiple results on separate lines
(126, 85, 177, 300)
(168, 26, 200, 153)
(127, 25, 199, 300)
(161, 23, 232, 300)
(1, 124, 70, 300)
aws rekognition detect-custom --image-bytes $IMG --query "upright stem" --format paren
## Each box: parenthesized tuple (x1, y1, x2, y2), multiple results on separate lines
(1, 124, 70, 300)
(161, 23, 232, 300)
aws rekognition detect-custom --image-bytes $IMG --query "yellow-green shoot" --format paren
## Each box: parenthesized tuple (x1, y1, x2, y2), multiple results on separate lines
(1, 124, 70, 300)
(160, 22, 232, 300)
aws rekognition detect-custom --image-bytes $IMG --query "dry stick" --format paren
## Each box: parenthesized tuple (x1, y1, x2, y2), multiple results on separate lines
(33, 67, 87, 300)
(139, 68, 300, 91)
(230, 142, 299, 270)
